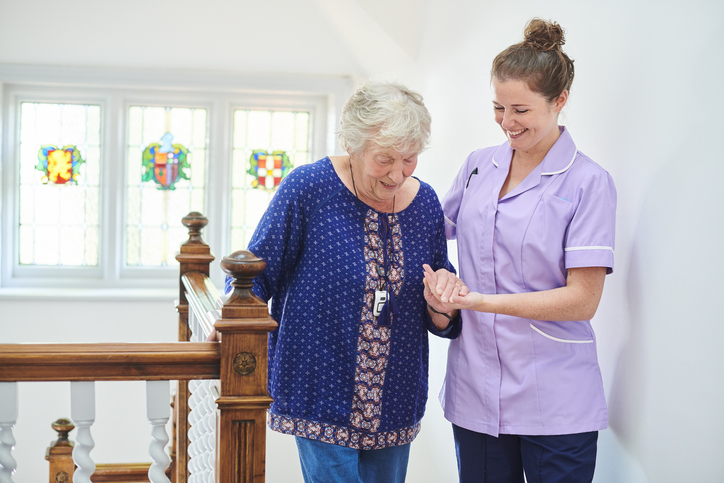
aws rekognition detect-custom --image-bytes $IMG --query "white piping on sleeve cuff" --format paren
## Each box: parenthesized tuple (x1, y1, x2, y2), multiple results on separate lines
(564, 246, 613, 252)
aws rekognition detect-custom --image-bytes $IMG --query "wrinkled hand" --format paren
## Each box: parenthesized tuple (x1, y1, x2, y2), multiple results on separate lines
(422, 264, 470, 312)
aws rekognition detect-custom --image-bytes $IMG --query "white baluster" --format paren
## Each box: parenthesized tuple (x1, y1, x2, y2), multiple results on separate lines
(71, 381, 96, 483)
(203, 385, 217, 483)
(187, 378, 218, 483)
(187, 380, 201, 482)
(207, 427, 216, 483)
(146, 381, 171, 483)
(0, 383, 18, 483)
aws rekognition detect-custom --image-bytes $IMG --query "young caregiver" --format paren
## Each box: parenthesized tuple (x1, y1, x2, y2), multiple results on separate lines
(422, 18, 617, 483)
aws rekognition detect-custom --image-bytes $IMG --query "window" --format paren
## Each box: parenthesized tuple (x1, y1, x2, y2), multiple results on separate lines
(230, 109, 311, 250)
(126, 105, 207, 268)
(18, 102, 101, 268)
(0, 65, 350, 293)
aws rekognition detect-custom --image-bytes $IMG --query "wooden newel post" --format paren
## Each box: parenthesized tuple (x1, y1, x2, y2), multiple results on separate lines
(177, 212, 215, 306)
(215, 250, 277, 483)
(175, 211, 215, 483)
(45, 418, 75, 483)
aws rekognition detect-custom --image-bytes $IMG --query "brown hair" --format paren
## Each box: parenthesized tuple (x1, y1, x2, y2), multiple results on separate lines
(491, 18, 575, 102)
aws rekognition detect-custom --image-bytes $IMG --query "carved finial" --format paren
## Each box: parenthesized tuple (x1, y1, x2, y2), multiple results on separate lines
(181, 212, 208, 245)
(220, 250, 267, 309)
(51, 418, 75, 446)
(220, 250, 266, 290)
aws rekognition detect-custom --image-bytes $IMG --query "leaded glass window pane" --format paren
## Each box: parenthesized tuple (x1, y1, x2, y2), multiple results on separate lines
(230, 110, 310, 250)
(18, 102, 101, 266)
(126, 106, 207, 267)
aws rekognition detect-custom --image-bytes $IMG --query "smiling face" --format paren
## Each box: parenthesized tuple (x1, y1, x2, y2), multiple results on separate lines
(492, 78, 568, 161)
(349, 142, 418, 211)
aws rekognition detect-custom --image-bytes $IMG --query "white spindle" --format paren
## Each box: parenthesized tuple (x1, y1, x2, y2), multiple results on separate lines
(0, 383, 18, 483)
(146, 381, 171, 483)
(187, 380, 200, 482)
(187, 302, 219, 483)
(188, 380, 203, 483)
(204, 387, 217, 483)
(187, 379, 217, 483)
(71, 381, 96, 483)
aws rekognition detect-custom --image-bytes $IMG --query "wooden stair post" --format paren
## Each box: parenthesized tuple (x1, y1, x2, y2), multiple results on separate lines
(215, 251, 277, 483)
(45, 418, 75, 483)
(174, 212, 215, 483)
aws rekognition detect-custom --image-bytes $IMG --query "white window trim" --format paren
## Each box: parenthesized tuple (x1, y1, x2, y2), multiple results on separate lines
(0, 64, 352, 298)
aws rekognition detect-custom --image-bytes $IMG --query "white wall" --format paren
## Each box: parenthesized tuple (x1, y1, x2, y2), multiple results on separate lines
(2, 0, 723, 482)
(412, 1, 724, 482)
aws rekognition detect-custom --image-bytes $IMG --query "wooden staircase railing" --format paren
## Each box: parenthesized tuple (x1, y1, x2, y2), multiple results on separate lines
(0, 212, 277, 483)
(0, 343, 220, 382)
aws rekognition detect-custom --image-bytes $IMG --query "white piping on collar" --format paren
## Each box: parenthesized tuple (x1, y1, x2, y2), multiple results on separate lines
(491, 145, 577, 175)
(542, 144, 577, 176)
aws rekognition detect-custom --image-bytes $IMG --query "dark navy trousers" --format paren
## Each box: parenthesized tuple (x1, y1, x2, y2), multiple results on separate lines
(452, 424, 598, 483)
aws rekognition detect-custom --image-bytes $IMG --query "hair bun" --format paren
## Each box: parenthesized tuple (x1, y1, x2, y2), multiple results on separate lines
(523, 18, 565, 52)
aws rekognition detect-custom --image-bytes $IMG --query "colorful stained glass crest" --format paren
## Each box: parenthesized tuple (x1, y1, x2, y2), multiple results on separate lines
(36, 144, 85, 185)
(248, 150, 291, 190)
(141, 132, 190, 190)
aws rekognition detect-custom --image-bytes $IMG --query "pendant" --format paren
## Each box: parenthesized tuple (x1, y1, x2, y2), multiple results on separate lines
(373, 290, 388, 317)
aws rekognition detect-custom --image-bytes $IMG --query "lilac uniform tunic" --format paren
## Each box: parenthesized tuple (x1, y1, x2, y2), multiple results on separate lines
(440, 127, 616, 437)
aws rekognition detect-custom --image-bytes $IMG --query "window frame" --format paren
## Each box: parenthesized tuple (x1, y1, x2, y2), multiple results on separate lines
(0, 65, 351, 295)
(118, 94, 215, 282)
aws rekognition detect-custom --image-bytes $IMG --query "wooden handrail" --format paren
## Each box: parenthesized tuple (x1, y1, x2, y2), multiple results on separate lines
(0, 342, 220, 382)
(182, 270, 222, 339)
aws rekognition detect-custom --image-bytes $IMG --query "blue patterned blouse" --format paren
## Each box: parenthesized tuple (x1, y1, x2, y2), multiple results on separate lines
(231, 157, 461, 450)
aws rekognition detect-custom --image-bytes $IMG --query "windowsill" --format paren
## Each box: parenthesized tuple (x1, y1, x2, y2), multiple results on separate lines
(0, 286, 178, 302)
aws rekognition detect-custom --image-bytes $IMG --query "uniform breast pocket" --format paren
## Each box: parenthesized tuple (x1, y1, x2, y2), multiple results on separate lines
(521, 193, 576, 288)
(536, 193, 575, 233)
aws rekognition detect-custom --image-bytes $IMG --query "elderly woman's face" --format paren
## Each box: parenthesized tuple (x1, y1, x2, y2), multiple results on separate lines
(351, 142, 418, 208)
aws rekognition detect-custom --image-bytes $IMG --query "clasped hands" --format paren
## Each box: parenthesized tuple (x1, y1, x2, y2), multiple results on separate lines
(423, 264, 480, 313)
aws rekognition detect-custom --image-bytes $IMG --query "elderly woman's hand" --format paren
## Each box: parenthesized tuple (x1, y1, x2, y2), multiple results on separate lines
(423, 264, 470, 306)
(423, 266, 487, 318)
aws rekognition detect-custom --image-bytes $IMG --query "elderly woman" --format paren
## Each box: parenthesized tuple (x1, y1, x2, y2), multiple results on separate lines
(234, 80, 462, 483)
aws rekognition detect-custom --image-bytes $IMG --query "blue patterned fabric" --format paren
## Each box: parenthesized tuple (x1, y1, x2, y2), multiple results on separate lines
(227, 157, 460, 449)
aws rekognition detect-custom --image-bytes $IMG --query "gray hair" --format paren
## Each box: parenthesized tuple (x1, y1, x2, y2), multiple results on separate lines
(338, 79, 432, 157)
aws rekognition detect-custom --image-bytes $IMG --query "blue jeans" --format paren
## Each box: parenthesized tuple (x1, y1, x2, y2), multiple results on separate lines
(452, 424, 598, 483)
(295, 437, 411, 483)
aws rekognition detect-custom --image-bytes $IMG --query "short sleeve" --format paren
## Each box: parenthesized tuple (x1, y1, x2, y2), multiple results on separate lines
(441, 152, 476, 241)
(564, 170, 617, 274)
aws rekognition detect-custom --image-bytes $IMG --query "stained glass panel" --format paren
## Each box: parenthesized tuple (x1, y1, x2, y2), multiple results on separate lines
(126, 106, 207, 267)
(17, 102, 101, 266)
(36, 145, 84, 184)
(141, 133, 190, 190)
(248, 150, 291, 190)
(230, 109, 310, 251)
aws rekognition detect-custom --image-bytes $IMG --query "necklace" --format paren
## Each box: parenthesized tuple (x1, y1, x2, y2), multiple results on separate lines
(347, 159, 395, 214)
(348, 159, 400, 326)
(348, 159, 396, 275)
